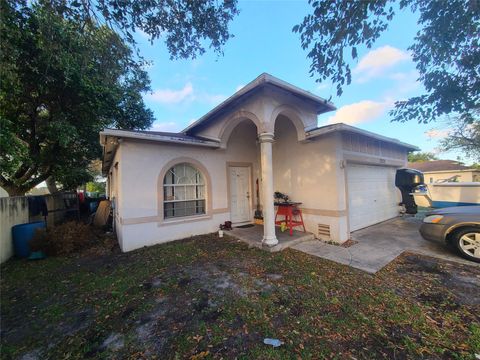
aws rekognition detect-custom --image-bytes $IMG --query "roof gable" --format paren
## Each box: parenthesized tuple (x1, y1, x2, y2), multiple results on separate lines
(183, 73, 336, 135)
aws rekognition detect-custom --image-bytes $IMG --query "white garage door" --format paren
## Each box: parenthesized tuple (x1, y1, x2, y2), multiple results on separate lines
(347, 164, 400, 232)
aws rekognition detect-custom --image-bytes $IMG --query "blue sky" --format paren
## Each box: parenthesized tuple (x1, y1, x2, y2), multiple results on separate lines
(135, 0, 461, 161)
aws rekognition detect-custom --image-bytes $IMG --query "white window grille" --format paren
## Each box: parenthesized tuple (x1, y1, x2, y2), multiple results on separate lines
(163, 163, 205, 218)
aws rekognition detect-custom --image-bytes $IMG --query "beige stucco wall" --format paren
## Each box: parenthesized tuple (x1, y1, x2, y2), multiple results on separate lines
(107, 120, 411, 250)
(271, 120, 409, 242)
(108, 120, 262, 252)
(272, 117, 349, 242)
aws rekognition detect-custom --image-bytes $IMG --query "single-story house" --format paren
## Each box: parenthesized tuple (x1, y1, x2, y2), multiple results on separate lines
(100, 73, 418, 252)
(408, 160, 480, 183)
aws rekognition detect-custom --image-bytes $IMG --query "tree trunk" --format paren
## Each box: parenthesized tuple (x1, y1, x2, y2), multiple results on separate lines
(2, 185, 27, 197)
(46, 176, 59, 194)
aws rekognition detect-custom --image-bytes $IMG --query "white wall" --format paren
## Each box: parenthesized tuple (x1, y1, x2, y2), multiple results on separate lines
(0, 187, 9, 198)
(0, 197, 29, 263)
(111, 121, 261, 252)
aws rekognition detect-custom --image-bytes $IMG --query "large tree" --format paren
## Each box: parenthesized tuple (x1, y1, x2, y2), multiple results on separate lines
(440, 111, 480, 161)
(0, 2, 155, 195)
(30, 0, 239, 59)
(407, 152, 438, 163)
(1, 0, 239, 196)
(293, 0, 479, 125)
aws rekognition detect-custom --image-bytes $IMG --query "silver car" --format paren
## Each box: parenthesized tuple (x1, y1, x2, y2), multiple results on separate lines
(419, 206, 480, 263)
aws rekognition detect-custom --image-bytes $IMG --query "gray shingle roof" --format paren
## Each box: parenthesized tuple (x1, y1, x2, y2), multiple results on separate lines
(408, 160, 475, 172)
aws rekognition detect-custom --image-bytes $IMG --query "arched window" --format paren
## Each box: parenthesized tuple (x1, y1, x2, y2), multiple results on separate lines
(163, 163, 205, 218)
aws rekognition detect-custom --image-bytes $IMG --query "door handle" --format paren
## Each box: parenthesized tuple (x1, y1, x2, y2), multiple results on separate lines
(246, 192, 250, 199)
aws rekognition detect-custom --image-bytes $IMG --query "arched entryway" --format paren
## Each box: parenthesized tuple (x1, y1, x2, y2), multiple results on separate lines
(224, 119, 260, 225)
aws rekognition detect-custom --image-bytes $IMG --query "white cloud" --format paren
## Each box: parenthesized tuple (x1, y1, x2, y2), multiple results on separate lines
(327, 100, 391, 125)
(146, 82, 226, 106)
(353, 46, 410, 82)
(389, 70, 421, 93)
(235, 84, 245, 92)
(135, 28, 149, 39)
(425, 128, 451, 139)
(199, 93, 227, 106)
(316, 83, 331, 91)
(150, 121, 182, 133)
(146, 82, 194, 104)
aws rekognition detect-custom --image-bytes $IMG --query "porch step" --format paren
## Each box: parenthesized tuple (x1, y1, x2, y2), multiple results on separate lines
(263, 232, 315, 252)
(229, 225, 315, 252)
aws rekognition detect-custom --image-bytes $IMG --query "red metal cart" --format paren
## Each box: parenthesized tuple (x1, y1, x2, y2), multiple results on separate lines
(274, 202, 306, 236)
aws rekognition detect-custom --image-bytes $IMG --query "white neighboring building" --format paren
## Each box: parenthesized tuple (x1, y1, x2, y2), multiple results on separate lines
(100, 74, 418, 252)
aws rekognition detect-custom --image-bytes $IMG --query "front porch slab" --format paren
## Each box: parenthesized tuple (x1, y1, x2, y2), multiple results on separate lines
(229, 224, 314, 252)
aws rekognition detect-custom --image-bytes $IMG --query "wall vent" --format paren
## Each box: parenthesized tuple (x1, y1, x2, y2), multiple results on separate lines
(317, 224, 331, 240)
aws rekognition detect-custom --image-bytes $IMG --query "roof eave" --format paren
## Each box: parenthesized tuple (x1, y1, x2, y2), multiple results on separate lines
(100, 129, 221, 148)
(411, 169, 479, 174)
(99, 129, 221, 176)
(306, 123, 420, 151)
(100, 134, 119, 176)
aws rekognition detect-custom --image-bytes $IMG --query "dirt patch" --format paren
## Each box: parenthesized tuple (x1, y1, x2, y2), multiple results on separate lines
(394, 253, 480, 306)
(124, 260, 283, 357)
(441, 273, 480, 306)
(396, 253, 448, 275)
(2, 306, 95, 359)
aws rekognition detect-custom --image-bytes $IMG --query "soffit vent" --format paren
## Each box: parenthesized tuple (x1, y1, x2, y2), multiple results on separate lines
(317, 224, 331, 239)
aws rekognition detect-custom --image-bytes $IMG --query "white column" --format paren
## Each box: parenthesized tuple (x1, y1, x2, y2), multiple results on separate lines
(259, 132, 278, 246)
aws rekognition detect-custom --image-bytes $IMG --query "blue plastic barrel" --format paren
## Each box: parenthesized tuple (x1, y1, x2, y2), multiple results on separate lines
(12, 221, 46, 258)
(89, 201, 99, 213)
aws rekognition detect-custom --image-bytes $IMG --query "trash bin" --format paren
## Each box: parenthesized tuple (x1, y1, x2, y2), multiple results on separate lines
(12, 221, 46, 258)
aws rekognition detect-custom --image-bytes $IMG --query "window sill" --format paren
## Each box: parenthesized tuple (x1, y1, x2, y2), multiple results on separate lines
(159, 213, 211, 226)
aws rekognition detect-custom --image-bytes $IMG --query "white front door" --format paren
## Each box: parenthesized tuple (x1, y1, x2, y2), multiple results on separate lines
(229, 166, 251, 224)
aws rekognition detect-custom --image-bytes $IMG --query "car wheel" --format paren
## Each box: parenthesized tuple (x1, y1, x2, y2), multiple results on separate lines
(451, 227, 480, 263)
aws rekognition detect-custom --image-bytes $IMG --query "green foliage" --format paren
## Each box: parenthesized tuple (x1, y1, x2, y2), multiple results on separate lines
(407, 152, 438, 163)
(293, 0, 479, 124)
(30, 0, 239, 59)
(86, 181, 106, 194)
(440, 111, 480, 161)
(1, 0, 238, 196)
(0, 1, 154, 195)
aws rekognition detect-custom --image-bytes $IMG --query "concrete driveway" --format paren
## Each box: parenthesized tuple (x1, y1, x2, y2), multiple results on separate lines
(292, 216, 480, 273)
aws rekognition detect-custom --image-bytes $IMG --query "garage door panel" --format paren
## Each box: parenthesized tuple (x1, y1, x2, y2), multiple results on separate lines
(347, 164, 399, 232)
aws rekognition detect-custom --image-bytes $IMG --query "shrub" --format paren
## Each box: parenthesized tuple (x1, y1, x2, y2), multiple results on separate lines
(29, 221, 94, 256)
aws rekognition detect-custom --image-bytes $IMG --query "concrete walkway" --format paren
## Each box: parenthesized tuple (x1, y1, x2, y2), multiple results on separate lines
(292, 217, 479, 273)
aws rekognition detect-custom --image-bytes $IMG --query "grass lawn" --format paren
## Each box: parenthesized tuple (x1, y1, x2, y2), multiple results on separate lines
(1, 234, 479, 359)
